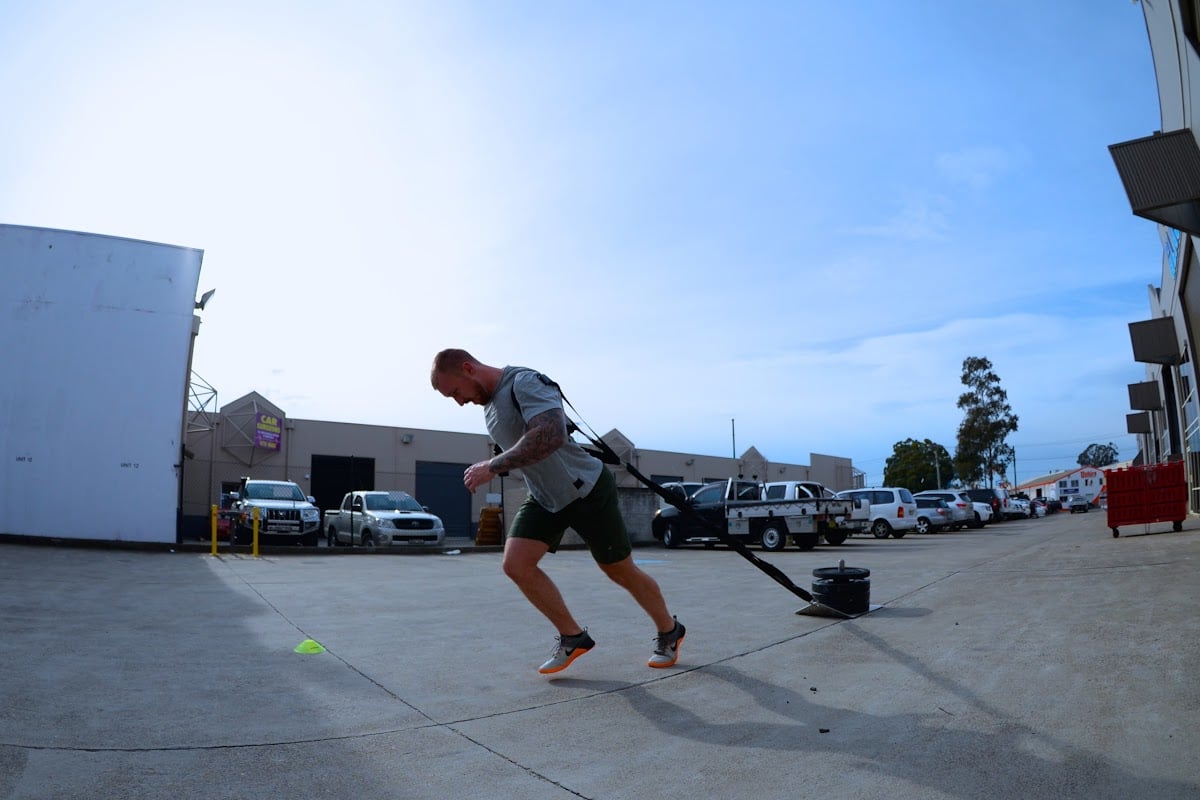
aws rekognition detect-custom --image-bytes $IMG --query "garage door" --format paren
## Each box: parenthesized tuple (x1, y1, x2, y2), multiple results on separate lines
(415, 461, 473, 539)
(310, 455, 376, 519)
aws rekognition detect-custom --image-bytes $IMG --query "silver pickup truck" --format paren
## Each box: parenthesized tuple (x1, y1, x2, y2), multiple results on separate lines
(323, 490, 446, 548)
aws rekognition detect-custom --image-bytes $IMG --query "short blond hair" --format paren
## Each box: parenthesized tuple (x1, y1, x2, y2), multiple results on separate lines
(430, 348, 477, 389)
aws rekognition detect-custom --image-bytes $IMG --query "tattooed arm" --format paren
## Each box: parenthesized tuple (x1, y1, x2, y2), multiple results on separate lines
(463, 409, 567, 492)
(490, 409, 567, 472)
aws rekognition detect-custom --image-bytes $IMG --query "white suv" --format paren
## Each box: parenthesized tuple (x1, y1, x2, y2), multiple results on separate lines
(835, 487, 918, 539)
(913, 490, 976, 530)
(231, 479, 322, 546)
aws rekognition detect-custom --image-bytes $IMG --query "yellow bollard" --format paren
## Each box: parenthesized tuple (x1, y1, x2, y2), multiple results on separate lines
(252, 507, 260, 558)
(210, 505, 218, 556)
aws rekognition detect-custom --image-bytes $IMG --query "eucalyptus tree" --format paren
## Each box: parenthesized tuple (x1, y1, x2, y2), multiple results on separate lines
(1078, 442, 1119, 468)
(954, 356, 1019, 488)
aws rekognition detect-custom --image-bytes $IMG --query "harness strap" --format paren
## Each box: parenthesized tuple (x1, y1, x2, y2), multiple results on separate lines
(522, 375, 816, 605)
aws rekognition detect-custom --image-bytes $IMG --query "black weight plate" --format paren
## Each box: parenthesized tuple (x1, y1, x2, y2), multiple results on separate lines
(812, 566, 870, 580)
(812, 579, 870, 596)
(810, 586, 869, 614)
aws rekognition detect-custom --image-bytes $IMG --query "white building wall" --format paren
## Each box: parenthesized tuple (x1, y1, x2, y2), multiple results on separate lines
(0, 226, 202, 542)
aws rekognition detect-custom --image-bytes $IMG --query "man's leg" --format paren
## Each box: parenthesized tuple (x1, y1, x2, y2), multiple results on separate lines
(502, 536, 585, 635)
(597, 556, 675, 632)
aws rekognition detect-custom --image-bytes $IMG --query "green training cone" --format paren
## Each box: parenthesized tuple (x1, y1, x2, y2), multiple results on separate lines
(294, 638, 326, 654)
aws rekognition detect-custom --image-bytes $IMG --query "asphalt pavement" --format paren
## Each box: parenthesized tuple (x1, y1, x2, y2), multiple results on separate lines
(1, 509, 1198, 799)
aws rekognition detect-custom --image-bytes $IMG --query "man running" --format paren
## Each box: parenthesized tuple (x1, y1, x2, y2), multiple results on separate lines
(431, 348, 685, 673)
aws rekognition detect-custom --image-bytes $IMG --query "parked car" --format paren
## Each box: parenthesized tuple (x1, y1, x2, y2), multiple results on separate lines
(231, 479, 322, 546)
(914, 496, 953, 534)
(215, 491, 237, 540)
(657, 481, 706, 510)
(1069, 495, 1090, 513)
(835, 487, 918, 539)
(1009, 497, 1033, 518)
(964, 487, 1013, 521)
(913, 490, 974, 530)
(652, 481, 737, 547)
(1043, 498, 1063, 514)
(970, 501, 993, 527)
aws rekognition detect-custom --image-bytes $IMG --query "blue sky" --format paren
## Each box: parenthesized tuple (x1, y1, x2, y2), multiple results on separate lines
(1, 2, 1164, 486)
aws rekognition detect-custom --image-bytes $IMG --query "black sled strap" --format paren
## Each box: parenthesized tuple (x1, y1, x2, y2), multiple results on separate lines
(549, 390, 815, 605)
(507, 371, 815, 604)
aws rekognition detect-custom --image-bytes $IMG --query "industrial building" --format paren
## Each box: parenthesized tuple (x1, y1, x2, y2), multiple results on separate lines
(1109, 1, 1200, 514)
(181, 388, 862, 544)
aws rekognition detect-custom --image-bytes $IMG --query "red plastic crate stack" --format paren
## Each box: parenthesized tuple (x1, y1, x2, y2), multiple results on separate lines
(1104, 461, 1186, 529)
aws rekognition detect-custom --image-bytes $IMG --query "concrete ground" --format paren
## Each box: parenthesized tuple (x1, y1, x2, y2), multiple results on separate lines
(1, 509, 1197, 800)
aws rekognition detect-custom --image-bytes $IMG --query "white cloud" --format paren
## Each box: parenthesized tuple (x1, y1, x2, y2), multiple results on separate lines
(844, 197, 951, 241)
(935, 145, 1019, 191)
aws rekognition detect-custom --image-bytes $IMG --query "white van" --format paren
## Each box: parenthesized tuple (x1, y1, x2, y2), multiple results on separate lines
(835, 487, 919, 539)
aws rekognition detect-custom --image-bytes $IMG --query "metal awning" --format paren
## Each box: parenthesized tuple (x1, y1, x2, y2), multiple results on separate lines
(1128, 317, 1182, 364)
(1126, 412, 1152, 434)
(1109, 129, 1200, 235)
(1128, 380, 1163, 411)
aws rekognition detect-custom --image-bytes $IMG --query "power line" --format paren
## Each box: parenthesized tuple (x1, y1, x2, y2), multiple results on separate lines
(1011, 433, 1135, 448)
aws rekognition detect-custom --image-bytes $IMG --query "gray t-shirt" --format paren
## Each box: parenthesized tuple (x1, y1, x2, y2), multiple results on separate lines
(485, 366, 603, 512)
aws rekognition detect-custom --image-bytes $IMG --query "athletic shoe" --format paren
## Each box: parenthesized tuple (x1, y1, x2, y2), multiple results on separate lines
(648, 618, 685, 668)
(538, 629, 595, 674)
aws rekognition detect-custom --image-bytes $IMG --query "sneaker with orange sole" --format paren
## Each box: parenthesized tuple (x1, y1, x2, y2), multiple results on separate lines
(648, 618, 685, 668)
(538, 629, 595, 674)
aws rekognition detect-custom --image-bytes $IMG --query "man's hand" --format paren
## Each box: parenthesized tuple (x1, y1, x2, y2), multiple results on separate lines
(463, 409, 567, 493)
(463, 460, 496, 493)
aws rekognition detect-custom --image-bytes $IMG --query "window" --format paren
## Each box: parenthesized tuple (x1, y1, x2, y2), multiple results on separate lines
(1182, 1, 1200, 54)
(1166, 227, 1181, 279)
(366, 492, 421, 511)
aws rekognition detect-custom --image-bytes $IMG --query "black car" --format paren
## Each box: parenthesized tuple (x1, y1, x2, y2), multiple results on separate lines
(964, 487, 1008, 520)
(651, 479, 774, 548)
(657, 481, 705, 510)
(651, 481, 734, 548)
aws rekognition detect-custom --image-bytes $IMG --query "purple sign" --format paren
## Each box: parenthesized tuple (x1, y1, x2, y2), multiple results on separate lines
(255, 413, 281, 450)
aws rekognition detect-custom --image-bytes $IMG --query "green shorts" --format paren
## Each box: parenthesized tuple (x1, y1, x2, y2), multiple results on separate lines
(508, 468, 632, 564)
